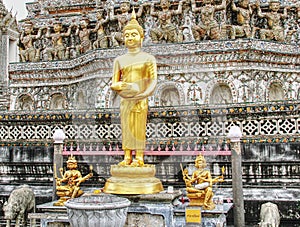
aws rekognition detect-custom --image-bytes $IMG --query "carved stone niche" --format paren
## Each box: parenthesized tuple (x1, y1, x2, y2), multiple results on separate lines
(17, 94, 34, 110)
(209, 84, 233, 105)
(160, 87, 180, 107)
(269, 83, 284, 101)
(50, 93, 66, 110)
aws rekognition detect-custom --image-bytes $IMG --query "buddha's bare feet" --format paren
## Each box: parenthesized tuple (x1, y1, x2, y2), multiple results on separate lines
(130, 159, 144, 167)
(118, 158, 131, 166)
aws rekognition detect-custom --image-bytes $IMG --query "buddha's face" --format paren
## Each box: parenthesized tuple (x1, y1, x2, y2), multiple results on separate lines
(124, 28, 142, 49)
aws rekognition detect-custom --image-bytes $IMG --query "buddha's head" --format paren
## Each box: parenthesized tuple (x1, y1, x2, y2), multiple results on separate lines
(123, 9, 144, 37)
(123, 9, 144, 48)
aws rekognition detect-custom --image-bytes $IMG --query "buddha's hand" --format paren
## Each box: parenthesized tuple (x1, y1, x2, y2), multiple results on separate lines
(113, 82, 140, 98)
(111, 82, 128, 91)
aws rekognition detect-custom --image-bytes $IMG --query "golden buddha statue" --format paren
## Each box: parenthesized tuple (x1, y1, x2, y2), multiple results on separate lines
(104, 10, 163, 195)
(110, 9, 157, 167)
(182, 154, 224, 209)
(54, 155, 93, 206)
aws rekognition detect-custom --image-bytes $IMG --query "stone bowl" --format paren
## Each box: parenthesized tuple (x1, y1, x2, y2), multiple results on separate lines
(65, 194, 131, 227)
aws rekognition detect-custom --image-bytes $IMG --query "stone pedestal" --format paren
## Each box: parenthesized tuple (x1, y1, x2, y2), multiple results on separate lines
(123, 190, 182, 227)
(174, 203, 233, 227)
(30, 191, 180, 227)
(103, 165, 163, 194)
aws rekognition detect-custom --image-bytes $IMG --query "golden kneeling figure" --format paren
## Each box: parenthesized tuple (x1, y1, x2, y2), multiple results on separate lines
(54, 155, 93, 206)
(182, 155, 224, 209)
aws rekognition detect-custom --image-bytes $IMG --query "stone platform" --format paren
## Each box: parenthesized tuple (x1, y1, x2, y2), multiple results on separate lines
(174, 203, 233, 227)
(29, 202, 69, 227)
(122, 190, 181, 226)
(28, 190, 233, 227)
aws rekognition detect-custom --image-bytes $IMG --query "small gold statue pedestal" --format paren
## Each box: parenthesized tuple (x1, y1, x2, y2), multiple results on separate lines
(187, 193, 216, 210)
(103, 164, 163, 194)
(53, 197, 69, 206)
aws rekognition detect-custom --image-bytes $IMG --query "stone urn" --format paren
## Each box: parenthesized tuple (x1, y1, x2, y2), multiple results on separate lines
(65, 194, 131, 227)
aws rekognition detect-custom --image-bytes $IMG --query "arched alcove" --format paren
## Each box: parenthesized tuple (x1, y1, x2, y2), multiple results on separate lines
(155, 82, 184, 107)
(209, 84, 233, 104)
(50, 93, 66, 110)
(160, 87, 181, 106)
(17, 94, 34, 110)
(268, 82, 285, 101)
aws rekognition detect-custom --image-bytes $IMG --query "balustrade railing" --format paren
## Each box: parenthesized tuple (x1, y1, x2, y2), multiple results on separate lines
(62, 143, 232, 156)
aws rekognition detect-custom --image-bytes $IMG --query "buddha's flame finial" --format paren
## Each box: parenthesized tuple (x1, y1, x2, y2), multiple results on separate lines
(123, 6, 144, 38)
(131, 7, 136, 20)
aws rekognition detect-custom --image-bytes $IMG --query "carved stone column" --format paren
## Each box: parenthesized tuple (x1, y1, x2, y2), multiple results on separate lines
(228, 125, 245, 227)
(52, 129, 66, 201)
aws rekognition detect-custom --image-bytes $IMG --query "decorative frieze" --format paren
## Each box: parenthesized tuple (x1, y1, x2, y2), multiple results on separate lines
(7, 39, 300, 111)
(19, 0, 300, 63)
(0, 101, 299, 145)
